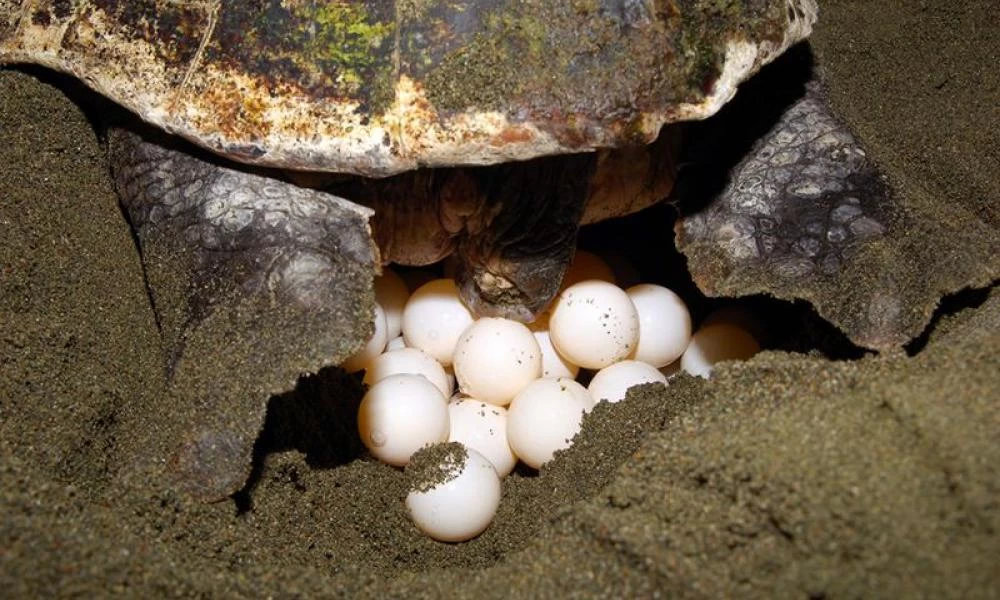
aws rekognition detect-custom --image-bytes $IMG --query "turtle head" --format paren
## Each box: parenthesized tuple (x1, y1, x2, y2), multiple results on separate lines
(454, 251, 568, 323)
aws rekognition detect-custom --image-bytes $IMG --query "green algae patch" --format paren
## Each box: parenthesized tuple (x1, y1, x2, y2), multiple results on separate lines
(405, 0, 790, 146)
(203, 0, 397, 115)
(302, 3, 394, 87)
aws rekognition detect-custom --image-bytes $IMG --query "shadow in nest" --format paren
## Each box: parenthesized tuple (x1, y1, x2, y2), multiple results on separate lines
(234, 367, 368, 511)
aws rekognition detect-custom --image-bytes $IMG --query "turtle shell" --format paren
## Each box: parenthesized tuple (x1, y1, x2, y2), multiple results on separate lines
(0, 0, 816, 177)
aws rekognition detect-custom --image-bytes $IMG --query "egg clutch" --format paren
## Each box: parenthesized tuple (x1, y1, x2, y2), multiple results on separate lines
(344, 251, 761, 542)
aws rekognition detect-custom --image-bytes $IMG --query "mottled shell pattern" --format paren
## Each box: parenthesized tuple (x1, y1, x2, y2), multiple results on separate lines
(0, 0, 817, 176)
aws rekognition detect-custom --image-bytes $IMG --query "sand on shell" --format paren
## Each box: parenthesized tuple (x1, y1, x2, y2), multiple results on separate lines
(1, 1, 998, 597)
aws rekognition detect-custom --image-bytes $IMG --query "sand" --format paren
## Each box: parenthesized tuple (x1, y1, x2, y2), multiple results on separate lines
(1, 1, 998, 597)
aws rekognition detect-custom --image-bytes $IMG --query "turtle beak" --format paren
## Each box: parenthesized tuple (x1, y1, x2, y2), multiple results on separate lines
(453, 255, 566, 324)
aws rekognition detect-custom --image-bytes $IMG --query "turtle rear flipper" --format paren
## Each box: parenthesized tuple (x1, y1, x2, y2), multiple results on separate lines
(109, 129, 377, 500)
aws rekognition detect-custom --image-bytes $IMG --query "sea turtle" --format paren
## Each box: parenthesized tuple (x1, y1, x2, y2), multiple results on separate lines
(0, 1, 820, 499)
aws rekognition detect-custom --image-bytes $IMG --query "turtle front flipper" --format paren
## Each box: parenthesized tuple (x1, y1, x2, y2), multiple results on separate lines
(453, 154, 596, 322)
(108, 128, 377, 500)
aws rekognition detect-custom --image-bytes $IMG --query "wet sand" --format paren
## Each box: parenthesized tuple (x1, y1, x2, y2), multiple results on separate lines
(1, 1, 998, 597)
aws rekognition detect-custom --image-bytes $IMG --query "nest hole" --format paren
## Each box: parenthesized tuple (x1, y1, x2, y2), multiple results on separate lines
(234, 194, 869, 573)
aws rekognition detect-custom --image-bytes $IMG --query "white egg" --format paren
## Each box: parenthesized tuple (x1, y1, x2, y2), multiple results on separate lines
(560, 249, 616, 290)
(680, 322, 761, 379)
(453, 318, 542, 406)
(532, 329, 579, 379)
(548, 280, 639, 370)
(374, 268, 409, 340)
(405, 444, 501, 542)
(626, 284, 692, 368)
(507, 377, 595, 469)
(341, 303, 388, 373)
(385, 335, 407, 351)
(401, 279, 475, 366)
(357, 373, 449, 466)
(588, 360, 668, 403)
(363, 347, 452, 398)
(448, 399, 517, 477)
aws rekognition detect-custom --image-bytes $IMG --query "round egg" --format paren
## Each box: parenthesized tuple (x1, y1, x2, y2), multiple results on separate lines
(448, 399, 517, 477)
(588, 360, 668, 403)
(405, 443, 501, 542)
(680, 322, 761, 379)
(341, 303, 388, 373)
(626, 284, 692, 368)
(401, 279, 475, 366)
(548, 281, 639, 370)
(357, 373, 449, 466)
(532, 330, 579, 379)
(374, 268, 409, 340)
(507, 377, 595, 469)
(560, 250, 616, 290)
(363, 347, 452, 398)
(453, 318, 542, 406)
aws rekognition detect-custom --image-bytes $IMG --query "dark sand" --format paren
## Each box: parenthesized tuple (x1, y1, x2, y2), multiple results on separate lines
(2, 1, 998, 597)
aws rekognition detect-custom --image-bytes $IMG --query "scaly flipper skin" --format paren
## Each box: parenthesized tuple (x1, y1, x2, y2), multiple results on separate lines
(676, 55, 905, 350)
(108, 128, 377, 500)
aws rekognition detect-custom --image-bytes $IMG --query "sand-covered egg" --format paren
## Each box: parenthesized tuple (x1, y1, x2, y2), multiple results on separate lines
(453, 318, 542, 406)
(448, 399, 517, 477)
(549, 281, 639, 369)
(588, 360, 668, 403)
(341, 304, 388, 373)
(374, 268, 409, 340)
(401, 279, 475, 366)
(681, 322, 761, 378)
(363, 347, 453, 398)
(507, 377, 595, 469)
(405, 443, 501, 542)
(357, 373, 449, 466)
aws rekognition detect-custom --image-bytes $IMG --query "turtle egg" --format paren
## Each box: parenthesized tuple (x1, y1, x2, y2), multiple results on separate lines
(548, 280, 639, 370)
(341, 303, 388, 373)
(448, 399, 517, 477)
(453, 318, 542, 406)
(405, 443, 501, 542)
(401, 279, 475, 366)
(680, 322, 761, 379)
(588, 360, 668, 404)
(626, 284, 692, 368)
(357, 373, 449, 466)
(363, 347, 452, 398)
(507, 377, 595, 469)
(374, 268, 409, 340)
(533, 330, 579, 379)
(560, 250, 616, 290)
